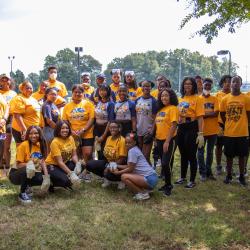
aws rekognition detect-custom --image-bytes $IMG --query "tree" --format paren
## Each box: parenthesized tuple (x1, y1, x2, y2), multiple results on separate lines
(179, 0, 250, 43)
(105, 49, 237, 90)
(27, 73, 40, 90)
(12, 69, 25, 86)
(39, 48, 102, 89)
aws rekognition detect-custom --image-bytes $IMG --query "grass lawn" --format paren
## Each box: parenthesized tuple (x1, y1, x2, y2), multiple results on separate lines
(0, 147, 250, 250)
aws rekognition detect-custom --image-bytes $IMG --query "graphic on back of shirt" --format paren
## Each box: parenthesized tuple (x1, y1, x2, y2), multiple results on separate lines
(136, 100, 152, 116)
(115, 101, 131, 120)
(95, 102, 108, 123)
(226, 101, 243, 122)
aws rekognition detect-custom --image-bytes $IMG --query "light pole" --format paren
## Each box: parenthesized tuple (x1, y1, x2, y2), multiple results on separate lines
(217, 50, 231, 75)
(8, 56, 15, 77)
(178, 58, 182, 93)
(75, 47, 83, 83)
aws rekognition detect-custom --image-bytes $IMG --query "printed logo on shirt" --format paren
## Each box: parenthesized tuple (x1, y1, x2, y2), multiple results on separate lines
(226, 102, 244, 122)
(136, 101, 151, 115)
(179, 101, 190, 115)
(204, 102, 214, 110)
(70, 107, 86, 120)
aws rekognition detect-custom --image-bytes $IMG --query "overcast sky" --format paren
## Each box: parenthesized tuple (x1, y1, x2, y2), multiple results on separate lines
(0, 0, 250, 82)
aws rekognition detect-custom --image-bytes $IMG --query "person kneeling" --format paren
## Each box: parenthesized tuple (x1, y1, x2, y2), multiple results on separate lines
(45, 120, 82, 191)
(86, 121, 127, 189)
(9, 126, 50, 204)
(112, 133, 158, 201)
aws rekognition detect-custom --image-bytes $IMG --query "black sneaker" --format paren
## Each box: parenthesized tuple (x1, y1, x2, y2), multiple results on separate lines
(163, 185, 173, 196)
(223, 175, 232, 184)
(174, 178, 186, 185)
(18, 192, 32, 204)
(185, 182, 196, 189)
(239, 176, 247, 187)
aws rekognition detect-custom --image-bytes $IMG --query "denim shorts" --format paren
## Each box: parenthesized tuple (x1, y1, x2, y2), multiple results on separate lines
(144, 172, 158, 189)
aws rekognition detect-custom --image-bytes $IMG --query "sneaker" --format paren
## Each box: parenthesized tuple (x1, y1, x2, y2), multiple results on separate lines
(174, 178, 186, 185)
(101, 178, 111, 188)
(216, 165, 222, 175)
(18, 192, 32, 204)
(223, 175, 232, 184)
(239, 176, 247, 187)
(163, 185, 173, 196)
(200, 176, 206, 182)
(185, 182, 196, 189)
(117, 181, 125, 190)
(133, 192, 150, 201)
(25, 186, 33, 197)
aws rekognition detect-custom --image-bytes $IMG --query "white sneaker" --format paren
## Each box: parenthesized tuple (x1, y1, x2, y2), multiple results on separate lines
(117, 181, 125, 190)
(101, 178, 111, 188)
(133, 192, 150, 201)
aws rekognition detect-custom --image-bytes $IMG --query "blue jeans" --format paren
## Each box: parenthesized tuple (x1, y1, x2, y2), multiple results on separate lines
(198, 135, 217, 177)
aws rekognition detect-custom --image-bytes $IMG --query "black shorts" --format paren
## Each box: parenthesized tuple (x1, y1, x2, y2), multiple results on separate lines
(224, 136, 249, 158)
(6, 115, 13, 134)
(80, 138, 94, 147)
(216, 136, 224, 146)
(12, 128, 23, 144)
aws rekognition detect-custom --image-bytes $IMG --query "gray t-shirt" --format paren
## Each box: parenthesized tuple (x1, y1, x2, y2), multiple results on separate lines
(127, 146, 156, 177)
(135, 96, 157, 136)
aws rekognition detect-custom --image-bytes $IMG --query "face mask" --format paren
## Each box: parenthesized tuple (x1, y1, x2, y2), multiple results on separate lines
(203, 90, 211, 96)
(49, 73, 57, 80)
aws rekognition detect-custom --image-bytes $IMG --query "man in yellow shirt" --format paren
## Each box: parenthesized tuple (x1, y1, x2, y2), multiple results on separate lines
(197, 78, 219, 181)
(220, 75, 250, 186)
(47, 66, 68, 98)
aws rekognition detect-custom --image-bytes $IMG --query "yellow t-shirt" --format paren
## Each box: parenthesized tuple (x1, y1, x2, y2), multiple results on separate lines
(110, 83, 120, 96)
(0, 95, 7, 133)
(178, 95, 205, 121)
(220, 93, 250, 137)
(0, 90, 17, 105)
(45, 136, 76, 165)
(103, 136, 127, 162)
(215, 91, 228, 124)
(155, 105, 179, 140)
(62, 100, 95, 139)
(15, 140, 43, 171)
(127, 87, 143, 101)
(32, 91, 65, 107)
(201, 95, 219, 136)
(11, 95, 41, 132)
(82, 85, 95, 99)
(48, 80, 68, 97)
(150, 89, 159, 99)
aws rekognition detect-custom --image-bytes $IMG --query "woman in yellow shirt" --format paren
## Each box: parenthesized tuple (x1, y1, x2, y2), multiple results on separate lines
(10, 81, 41, 146)
(124, 71, 142, 101)
(45, 120, 81, 190)
(62, 85, 95, 163)
(9, 126, 49, 204)
(154, 88, 179, 196)
(0, 74, 15, 170)
(176, 77, 205, 188)
(80, 72, 95, 99)
(86, 121, 127, 189)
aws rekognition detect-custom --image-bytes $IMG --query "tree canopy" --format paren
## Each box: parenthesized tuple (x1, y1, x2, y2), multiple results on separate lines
(179, 0, 250, 43)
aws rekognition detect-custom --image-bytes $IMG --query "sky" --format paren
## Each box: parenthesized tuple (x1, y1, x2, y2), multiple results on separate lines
(0, 0, 250, 82)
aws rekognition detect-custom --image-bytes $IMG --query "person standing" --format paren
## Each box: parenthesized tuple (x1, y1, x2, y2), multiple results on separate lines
(220, 75, 250, 186)
(197, 78, 219, 181)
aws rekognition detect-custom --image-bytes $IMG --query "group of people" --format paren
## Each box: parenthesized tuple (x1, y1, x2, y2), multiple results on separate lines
(0, 66, 249, 203)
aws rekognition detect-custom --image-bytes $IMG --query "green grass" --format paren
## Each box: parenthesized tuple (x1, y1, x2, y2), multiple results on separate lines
(0, 150, 250, 250)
